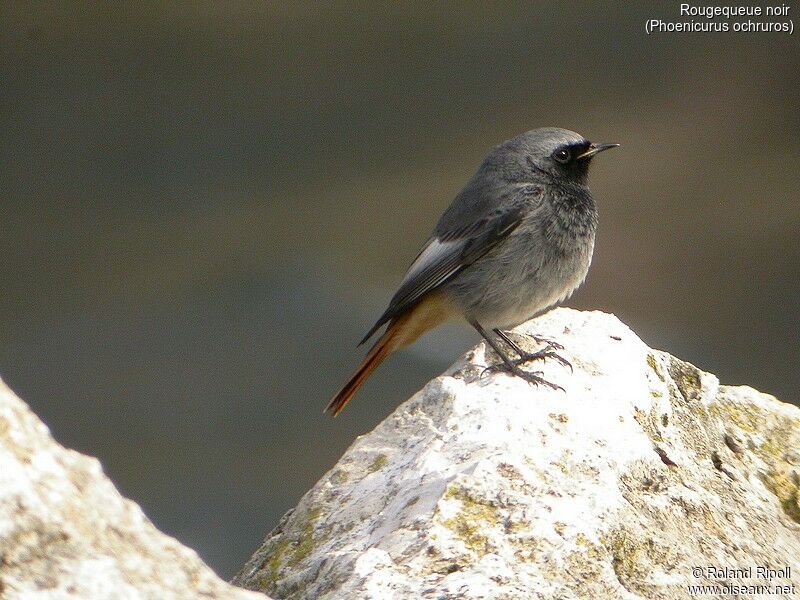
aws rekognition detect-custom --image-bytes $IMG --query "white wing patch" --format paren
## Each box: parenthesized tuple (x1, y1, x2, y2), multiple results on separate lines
(399, 238, 463, 290)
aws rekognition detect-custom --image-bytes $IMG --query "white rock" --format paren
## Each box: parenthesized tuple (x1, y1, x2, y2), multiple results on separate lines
(234, 308, 800, 599)
(0, 379, 269, 600)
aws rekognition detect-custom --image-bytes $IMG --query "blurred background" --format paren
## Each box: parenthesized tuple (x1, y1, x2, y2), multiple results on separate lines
(1, 2, 798, 579)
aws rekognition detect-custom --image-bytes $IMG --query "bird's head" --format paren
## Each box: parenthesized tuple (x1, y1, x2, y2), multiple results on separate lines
(492, 127, 618, 187)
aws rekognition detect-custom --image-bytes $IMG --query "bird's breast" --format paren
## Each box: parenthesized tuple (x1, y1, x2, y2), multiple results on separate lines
(444, 204, 597, 329)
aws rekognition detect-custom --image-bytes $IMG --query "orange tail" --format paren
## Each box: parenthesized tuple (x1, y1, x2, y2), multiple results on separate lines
(325, 291, 456, 417)
(324, 317, 405, 417)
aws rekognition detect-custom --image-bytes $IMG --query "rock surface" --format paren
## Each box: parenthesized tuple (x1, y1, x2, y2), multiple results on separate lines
(234, 308, 800, 599)
(0, 379, 269, 600)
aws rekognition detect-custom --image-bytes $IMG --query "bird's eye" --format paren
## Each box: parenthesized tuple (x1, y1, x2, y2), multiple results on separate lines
(553, 148, 571, 164)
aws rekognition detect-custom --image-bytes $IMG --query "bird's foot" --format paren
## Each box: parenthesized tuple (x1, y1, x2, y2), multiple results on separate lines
(482, 361, 564, 391)
(514, 368, 564, 391)
(481, 345, 568, 391)
(523, 345, 572, 372)
(494, 330, 573, 372)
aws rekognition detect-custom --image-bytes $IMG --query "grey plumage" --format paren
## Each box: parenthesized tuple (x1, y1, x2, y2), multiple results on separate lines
(363, 127, 612, 341)
(329, 127, 617, 416)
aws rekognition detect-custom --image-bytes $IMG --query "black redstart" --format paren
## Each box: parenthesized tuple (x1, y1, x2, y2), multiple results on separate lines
(326, 127, 618, 416)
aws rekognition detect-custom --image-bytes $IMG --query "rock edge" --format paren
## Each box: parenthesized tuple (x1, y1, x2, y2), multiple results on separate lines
(0, 378, 270, 600)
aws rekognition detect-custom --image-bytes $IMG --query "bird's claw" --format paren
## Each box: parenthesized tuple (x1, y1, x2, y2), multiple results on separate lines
(541, 347, 573, 373)
(481, 347, 569, 391)
(513, 369, 565, 392)
(505, 346, 572, 372)
(488, 363, 563, 391)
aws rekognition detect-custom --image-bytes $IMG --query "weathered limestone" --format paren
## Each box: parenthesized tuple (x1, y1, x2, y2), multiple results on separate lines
(235, 308, 800, 599)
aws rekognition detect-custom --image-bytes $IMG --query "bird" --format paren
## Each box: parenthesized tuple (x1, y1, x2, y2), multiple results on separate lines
(325, 127, 618, 416)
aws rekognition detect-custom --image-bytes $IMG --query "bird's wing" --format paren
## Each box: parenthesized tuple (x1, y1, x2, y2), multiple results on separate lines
(359, 200, 527, 345)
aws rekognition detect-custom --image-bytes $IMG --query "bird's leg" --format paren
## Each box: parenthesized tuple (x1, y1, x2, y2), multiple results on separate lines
(493, 329, 572, 371)
(469, 320, 563, 391)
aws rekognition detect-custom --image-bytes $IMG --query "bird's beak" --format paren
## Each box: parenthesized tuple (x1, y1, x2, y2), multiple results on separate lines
(576, 142, 620, 160)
